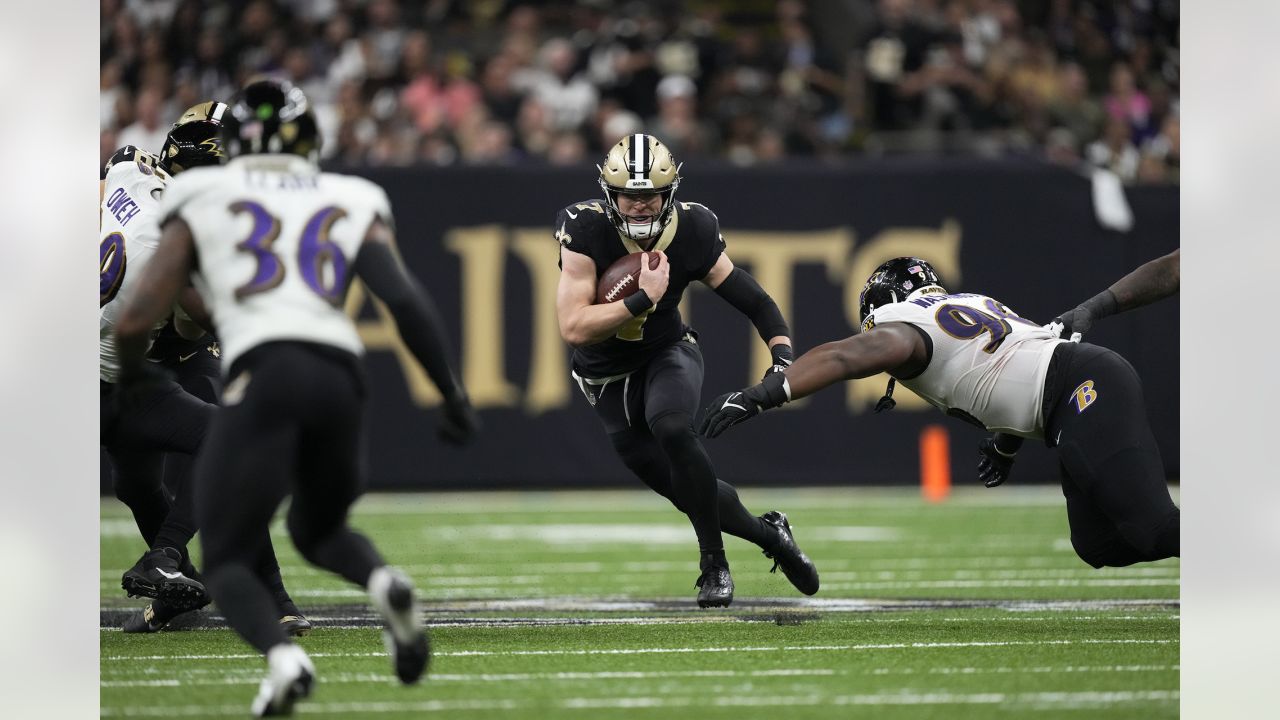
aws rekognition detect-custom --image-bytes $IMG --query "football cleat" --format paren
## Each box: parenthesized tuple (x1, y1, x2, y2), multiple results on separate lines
(279, 615, 313, 637)
(251, 643, 315, 717)
(760, 511, 820, 596)
(121, 596, 209, 633)
(369, 566, 430, 685)
(121, 546, 210, 611)
(695, 562, 734, 608)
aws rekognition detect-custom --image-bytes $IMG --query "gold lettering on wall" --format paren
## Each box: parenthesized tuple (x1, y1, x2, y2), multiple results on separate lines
(345, 280, 443, 406)
(722, 230, 852, 380)
(444, 226, 520, 407)
(510, 228, 570, 414)
(359, 221, 962, 415)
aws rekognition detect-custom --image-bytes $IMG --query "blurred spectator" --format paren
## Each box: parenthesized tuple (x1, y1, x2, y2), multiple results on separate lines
(1138, 114, 1179, 183)
(1048, 62, 1104, 150)
(97, 0, 1176, 182)
(1104, 62, 1152, 141)
(515, 38, 598, 132)
(647, 75, 713, 158)
(117, 86, 170, 154)
(1086, 115, 1140, 182)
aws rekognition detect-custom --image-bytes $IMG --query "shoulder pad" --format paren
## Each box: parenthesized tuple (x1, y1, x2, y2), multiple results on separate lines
(554, 199, 611, 249)
(103, 146, 166, 180)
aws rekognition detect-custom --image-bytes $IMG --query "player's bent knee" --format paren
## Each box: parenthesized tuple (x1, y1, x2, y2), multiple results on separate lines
(649, 413, 697, 450)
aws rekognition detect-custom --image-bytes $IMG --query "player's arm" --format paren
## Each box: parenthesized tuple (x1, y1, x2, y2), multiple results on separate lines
(699, 323, 925, 438)
(113, 218, 198, 380)
(1052, 249, 1180, 338)
(354, 218, 477, 444)
(174, 286, 214, 337)
(702, 253, 794, 377)
(557, 248, 668, 347)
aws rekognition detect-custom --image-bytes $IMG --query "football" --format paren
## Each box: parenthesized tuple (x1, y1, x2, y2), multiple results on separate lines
(596, 252, 659, 304)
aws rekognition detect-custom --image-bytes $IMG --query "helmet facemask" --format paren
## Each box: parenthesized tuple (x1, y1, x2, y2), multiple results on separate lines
(598, 176, 680, 243)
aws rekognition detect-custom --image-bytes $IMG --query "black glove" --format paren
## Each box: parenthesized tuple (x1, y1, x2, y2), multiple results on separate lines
(1049, 289, 1117, 341)
(977, 437, 1017, 488)
(762, 343, 794, 382)
(698, 372, 789, 439)
(438, 389, 481, 446)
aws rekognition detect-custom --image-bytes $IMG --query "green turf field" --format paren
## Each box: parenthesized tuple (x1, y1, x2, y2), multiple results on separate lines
(100, 486, 1179, 718)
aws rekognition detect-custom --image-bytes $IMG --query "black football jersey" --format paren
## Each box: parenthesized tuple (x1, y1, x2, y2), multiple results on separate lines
(555, 198, 726, 378)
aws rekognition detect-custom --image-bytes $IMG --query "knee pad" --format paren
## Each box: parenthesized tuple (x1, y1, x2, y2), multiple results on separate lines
(649, 413, 696, 453)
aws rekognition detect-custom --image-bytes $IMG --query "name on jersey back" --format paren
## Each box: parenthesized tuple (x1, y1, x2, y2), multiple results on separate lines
(105, 186, 142, 226)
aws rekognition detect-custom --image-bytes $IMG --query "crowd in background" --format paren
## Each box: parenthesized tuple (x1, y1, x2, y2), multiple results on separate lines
(101, 0, 1179, 183)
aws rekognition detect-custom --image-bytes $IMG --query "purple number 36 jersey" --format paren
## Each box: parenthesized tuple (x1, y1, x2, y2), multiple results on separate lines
(159, 155, 393, 373)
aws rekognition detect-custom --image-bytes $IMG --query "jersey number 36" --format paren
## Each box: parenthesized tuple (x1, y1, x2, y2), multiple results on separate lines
(231, 200, 350, 306)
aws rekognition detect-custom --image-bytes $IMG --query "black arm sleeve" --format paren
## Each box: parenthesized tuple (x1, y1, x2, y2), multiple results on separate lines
(354, 239, 463, 400)
(713, 267, 790, 341)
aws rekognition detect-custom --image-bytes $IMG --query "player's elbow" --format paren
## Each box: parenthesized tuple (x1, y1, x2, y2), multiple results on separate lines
(114, 309, 151, 342)
(559, 321, 592, 348)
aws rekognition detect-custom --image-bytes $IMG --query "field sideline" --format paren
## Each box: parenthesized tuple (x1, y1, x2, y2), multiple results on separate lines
(101, 486, 1179, 719)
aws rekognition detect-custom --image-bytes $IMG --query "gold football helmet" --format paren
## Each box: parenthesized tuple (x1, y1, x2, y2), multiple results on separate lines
(597, 134, 682, 241)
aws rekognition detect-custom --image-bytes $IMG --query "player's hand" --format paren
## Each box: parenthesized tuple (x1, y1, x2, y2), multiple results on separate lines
(438, 390, 481, 446)
(637, 251, 669, 305)
(1047, 305, 1092, 342)
(762, 343, 793, 382)
(977, 437, 1016, 488)
(699, 387, 765, 438)
(699, 372, 790, 438)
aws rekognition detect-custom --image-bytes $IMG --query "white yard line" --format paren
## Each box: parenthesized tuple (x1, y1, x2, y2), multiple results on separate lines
(102, 668, 838, 688)
(100, 690, 1179, 716)
(101, 637, 1176, 662)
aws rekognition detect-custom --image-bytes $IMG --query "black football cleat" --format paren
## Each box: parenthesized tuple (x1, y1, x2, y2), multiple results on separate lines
(695, 564, 734, 608)
(279, 615, 313, 637)
(121, 546, 210, 611)
(121, 596, 209, 633)
(760, 511, 820, 596)
(369, 567, 430, 685)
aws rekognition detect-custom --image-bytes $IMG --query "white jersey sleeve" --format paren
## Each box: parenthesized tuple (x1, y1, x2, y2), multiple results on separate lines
(163, 155, 393, 371)
(867, 291, 1065, 438)
(99, 149, 171, 382)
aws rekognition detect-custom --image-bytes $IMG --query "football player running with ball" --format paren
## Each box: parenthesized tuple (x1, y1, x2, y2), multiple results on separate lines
(114, 79, 479, 716)
(555, 134, 819, 608)
(701, 257, 1179, 569)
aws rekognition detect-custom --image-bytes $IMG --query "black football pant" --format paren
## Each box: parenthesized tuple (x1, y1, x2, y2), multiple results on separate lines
(102, 334, 299, 610)
(579, 337, 774, 562)
(196, 342, 384, 653)
(1043, 343, 1179, 568)
(101, 376, 212, 551)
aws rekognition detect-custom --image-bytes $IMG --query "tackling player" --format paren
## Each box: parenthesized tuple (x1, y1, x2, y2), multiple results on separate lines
(100, 103, 309, 635)
(700, 257, 1179, 569)
(113, 79, 479, 716)
(555, 134, 819, 608)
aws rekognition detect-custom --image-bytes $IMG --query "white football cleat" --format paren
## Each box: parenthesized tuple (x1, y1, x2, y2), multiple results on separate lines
(368, 566, 430, 684)
(251, 643, 315, 717)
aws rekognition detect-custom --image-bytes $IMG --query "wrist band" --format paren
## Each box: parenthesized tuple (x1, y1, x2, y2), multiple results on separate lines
(624, 291, 654, 317)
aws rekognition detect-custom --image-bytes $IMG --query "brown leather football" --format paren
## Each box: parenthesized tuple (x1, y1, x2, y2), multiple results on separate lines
(596, 252, 659, 304)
